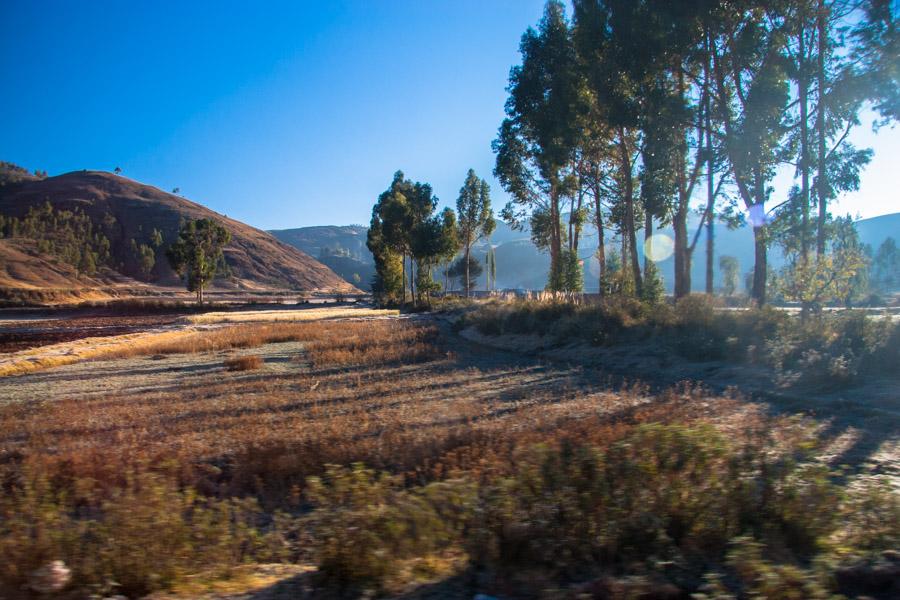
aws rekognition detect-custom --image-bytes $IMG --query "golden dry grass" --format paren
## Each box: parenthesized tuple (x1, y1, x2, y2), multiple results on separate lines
(0, 328, 200, 377)
(0, 318, 778, 505)
(0, 306, 400, 377)
(183, 307, 399, 324)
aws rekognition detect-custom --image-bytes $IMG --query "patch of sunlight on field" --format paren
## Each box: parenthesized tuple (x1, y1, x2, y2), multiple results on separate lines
(0, 328, 199, 378)
(183, 306, 399, 324)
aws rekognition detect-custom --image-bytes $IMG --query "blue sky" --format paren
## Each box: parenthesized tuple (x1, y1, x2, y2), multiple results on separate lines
(1, 0, 896, 230)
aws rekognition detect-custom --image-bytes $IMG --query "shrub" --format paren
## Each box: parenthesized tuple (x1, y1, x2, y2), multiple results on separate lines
(305, 464, 475, 593)
(224, 354, 263, 371)
(0, 468, 290, 598)
(466, 296, 898, 386)
(468, 424, 843, 582)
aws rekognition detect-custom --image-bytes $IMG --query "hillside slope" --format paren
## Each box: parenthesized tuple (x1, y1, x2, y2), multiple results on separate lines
(269, 225, 374, 289)
(0, 170, 357, 293)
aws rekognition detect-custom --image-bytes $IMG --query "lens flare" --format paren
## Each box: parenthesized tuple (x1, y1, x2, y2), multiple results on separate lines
(643, 233, 674, 262)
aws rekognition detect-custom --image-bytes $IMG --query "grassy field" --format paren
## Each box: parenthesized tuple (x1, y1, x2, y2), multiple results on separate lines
(1, 304, 898, 599)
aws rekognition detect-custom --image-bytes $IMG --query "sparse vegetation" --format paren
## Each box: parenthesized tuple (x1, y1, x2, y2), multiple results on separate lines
(0, 201, 111, 275)
(464, 295, 900, 387)
(1, 316, 897, 598)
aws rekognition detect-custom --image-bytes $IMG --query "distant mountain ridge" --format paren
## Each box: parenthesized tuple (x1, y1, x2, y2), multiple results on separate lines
(269, 225, 374, 290)
(0, 170, 357, 294)
(271, 212, 899, 293)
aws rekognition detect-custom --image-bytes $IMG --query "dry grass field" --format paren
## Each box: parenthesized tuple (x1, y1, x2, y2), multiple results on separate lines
(1, 305, 898, 599)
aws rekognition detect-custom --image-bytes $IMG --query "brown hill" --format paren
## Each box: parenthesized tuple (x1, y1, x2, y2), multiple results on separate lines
(0, 170, 357, 294)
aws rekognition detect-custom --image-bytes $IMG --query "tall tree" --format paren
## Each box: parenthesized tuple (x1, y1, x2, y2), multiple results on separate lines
(495, 0, 585, 292)
(165, 218, 231, 305)
(710, 3, 791, 305)
(367, 171, 414, 304)
(455, 169, 495, 297)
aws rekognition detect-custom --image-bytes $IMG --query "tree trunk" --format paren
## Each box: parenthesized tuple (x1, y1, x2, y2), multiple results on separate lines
(549, 179, 563, 290)
(464, 243, 471, 298)
(595, 180, 606, 296)
(816, 0, 828, 258)
(674, 205, 689, 298)
(644, 212, 653, 276)
(705, 31, 716, 295)
(752, 226, 767, 305)
(618, 129, 642, 294)
(401, 253, 407, 304)
(751, 171, 768, 305)
(799, 21, 811, 269)
(673, 64, 691, 299)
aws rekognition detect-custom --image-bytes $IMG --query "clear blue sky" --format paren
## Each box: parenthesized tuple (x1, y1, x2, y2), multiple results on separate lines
(1, 0, 896, 230)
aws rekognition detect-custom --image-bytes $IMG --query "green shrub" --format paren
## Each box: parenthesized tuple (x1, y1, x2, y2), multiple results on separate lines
(305, 464, 475, 593)
(0, 468, 290, 598)
(468, 424, 845, 581)
(466, 297, 898, 386)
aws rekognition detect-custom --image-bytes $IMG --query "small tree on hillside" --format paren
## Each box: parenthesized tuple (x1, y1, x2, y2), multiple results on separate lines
(166, 218, 231, 304)
(456, 169, 494, 297)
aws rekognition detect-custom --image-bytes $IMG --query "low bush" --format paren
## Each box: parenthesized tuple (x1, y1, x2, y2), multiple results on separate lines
(305, 464, 475, 594)
(224, 354, 263, 371)
(466, 423, 837, 580)
(0, 468, 293, 598)
(465, 296, 898, 386)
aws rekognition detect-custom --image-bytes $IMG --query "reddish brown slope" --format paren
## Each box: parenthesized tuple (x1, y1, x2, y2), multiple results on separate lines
(0, 171, 357, 293)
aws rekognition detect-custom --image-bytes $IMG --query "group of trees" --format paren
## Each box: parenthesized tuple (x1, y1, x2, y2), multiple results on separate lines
(494, 0, 897, 305)
(0, 198, 232, 304)
(367, 169, 495, 305)
(0, 202, 112, 276)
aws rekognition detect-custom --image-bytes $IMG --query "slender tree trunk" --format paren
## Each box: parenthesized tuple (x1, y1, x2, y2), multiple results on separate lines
(618, 129, 642, 294)
(799, 21, 811, 269)
(644, 212, 653, 276)
(752, 171, 768, 305)
(401, 252, 407, 304)
(594, 180, 606, 296)
(816, 0, 828, 258)
(705, 32, 716, 295)
(549, 179, 563, 290)
(673, 64, 691, 299)
(674, 205, 688, 298)
(752, 226, 768, 305)
(464, 242, 471, 298)
(573, 187, 583, 253)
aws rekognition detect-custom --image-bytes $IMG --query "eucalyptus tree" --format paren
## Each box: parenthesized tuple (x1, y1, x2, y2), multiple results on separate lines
(412, 207, 459, 303)
(165, 218, 231, 305)
(494, 0, 586, 292)
(367, 171, 414, 304)
(709, 2, 793, 305)
(456, 169, 495, 297)
(573, 0, 644, 293)
(367, 171, 456, 306)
